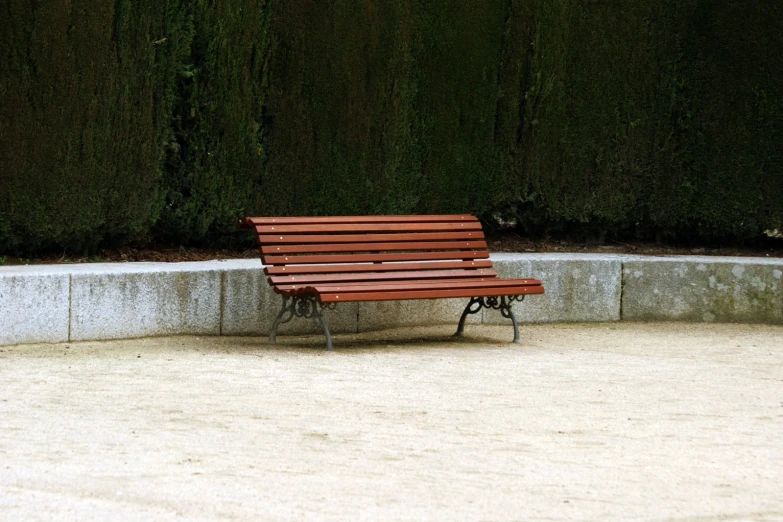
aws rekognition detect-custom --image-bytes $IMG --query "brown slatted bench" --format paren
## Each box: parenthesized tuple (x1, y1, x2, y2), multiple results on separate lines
(237, 215, 544, 350)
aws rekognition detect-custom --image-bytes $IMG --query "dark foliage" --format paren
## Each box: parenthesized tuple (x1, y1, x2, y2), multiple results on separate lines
(1, 0, 780, 255)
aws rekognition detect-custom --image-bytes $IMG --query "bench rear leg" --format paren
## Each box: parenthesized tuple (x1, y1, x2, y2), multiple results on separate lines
(270, 294, 335, 351)
(270, 295, 294, 344)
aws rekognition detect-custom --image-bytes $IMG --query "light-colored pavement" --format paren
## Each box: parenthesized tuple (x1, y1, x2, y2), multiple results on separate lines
(1, 323, 782, 521)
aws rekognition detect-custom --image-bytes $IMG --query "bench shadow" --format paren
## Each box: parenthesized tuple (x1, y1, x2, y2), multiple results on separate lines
(222, 327, 519, 353)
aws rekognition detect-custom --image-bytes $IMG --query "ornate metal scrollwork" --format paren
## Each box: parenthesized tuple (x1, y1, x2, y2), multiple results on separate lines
(269, 295, 336, 350)
(454, 295, 526, 344)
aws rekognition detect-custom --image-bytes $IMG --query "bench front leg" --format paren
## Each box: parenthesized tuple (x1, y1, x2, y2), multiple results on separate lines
(499, 296, 522, 344)
(455, 297, 484, 337)
(455, 295, 526, 344)
(314, 313, 333, 351)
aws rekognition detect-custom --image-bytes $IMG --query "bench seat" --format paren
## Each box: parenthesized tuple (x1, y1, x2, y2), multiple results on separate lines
(238, 214, 544, 349)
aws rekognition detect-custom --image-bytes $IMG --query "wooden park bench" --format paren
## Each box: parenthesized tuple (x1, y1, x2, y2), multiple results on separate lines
(237, 215, 544, 350)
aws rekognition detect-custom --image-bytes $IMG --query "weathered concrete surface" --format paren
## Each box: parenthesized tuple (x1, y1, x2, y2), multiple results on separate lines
(69, 263, 222, 341)
(485, 253, 622, 324)
(623, 256, 783, 323)
(0, 271, 69, 345)
(217, 260, 266, 335)
(3, 255, 783, 346)
(1, 322, 781, 521)
(221, 260, 359, 336)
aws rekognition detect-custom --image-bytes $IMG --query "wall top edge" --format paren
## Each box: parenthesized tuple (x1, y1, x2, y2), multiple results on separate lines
(0, 259, 263, 276)
(491, 253, 782, 265)
(1, 253, 780, 278)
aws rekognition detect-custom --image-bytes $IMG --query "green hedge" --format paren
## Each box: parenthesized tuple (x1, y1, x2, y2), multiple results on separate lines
(1, 0, 781, 255)
(510, 0, 783, 241)
(0, 0, 189, 254)
(156, 0, 270, 246)
(259, 0, 425, 217)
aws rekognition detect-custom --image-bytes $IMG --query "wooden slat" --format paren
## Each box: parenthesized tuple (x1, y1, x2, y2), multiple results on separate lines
(269, 269, 497, 287)
(264, 259, 492, 276)
(263, 251, 489, 265)
(240, 214, 545, 312)
(318, 285, 545, 303)
(273, 277, 501, 293)
(310, 278, 542, 293)
(255, 222, 483, 234)
(257, 231, 484, 244)
(312, 277, 501, 287)
(261, 240, 488, 255)
(246, 215, 476, 225)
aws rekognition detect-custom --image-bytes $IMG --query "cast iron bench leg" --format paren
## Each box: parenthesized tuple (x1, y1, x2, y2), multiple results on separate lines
(455, 297, 483, 337)
(502, 299, 521, 344)
(316, 314, 333, 351)
(269, 294, 334, 351)
(270, 295, 292, 344)
(455, 296, 524, 344)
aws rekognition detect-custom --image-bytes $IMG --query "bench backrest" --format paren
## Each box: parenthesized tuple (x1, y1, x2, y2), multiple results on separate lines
(238, 215, 498, 290)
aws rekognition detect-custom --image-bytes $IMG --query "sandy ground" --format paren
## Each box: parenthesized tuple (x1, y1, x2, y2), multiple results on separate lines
(1, 322, 782, 522)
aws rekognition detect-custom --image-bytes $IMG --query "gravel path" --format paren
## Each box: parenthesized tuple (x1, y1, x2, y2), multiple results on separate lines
(1, 323, 782, 521)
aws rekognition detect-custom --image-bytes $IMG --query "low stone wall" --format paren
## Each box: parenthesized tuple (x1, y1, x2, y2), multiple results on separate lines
(1, 255, 781, 346)
(622, 257, 783, 323)
(485, 254, 623, 324)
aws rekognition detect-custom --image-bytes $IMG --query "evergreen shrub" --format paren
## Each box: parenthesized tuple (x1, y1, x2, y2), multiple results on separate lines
(1, 0, 780, 254)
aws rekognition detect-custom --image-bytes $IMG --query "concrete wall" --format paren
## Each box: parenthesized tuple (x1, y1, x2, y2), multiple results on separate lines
(486, 254, 623, 324)
(622, 257, 783, 323)
(1, 255, 781, 346)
